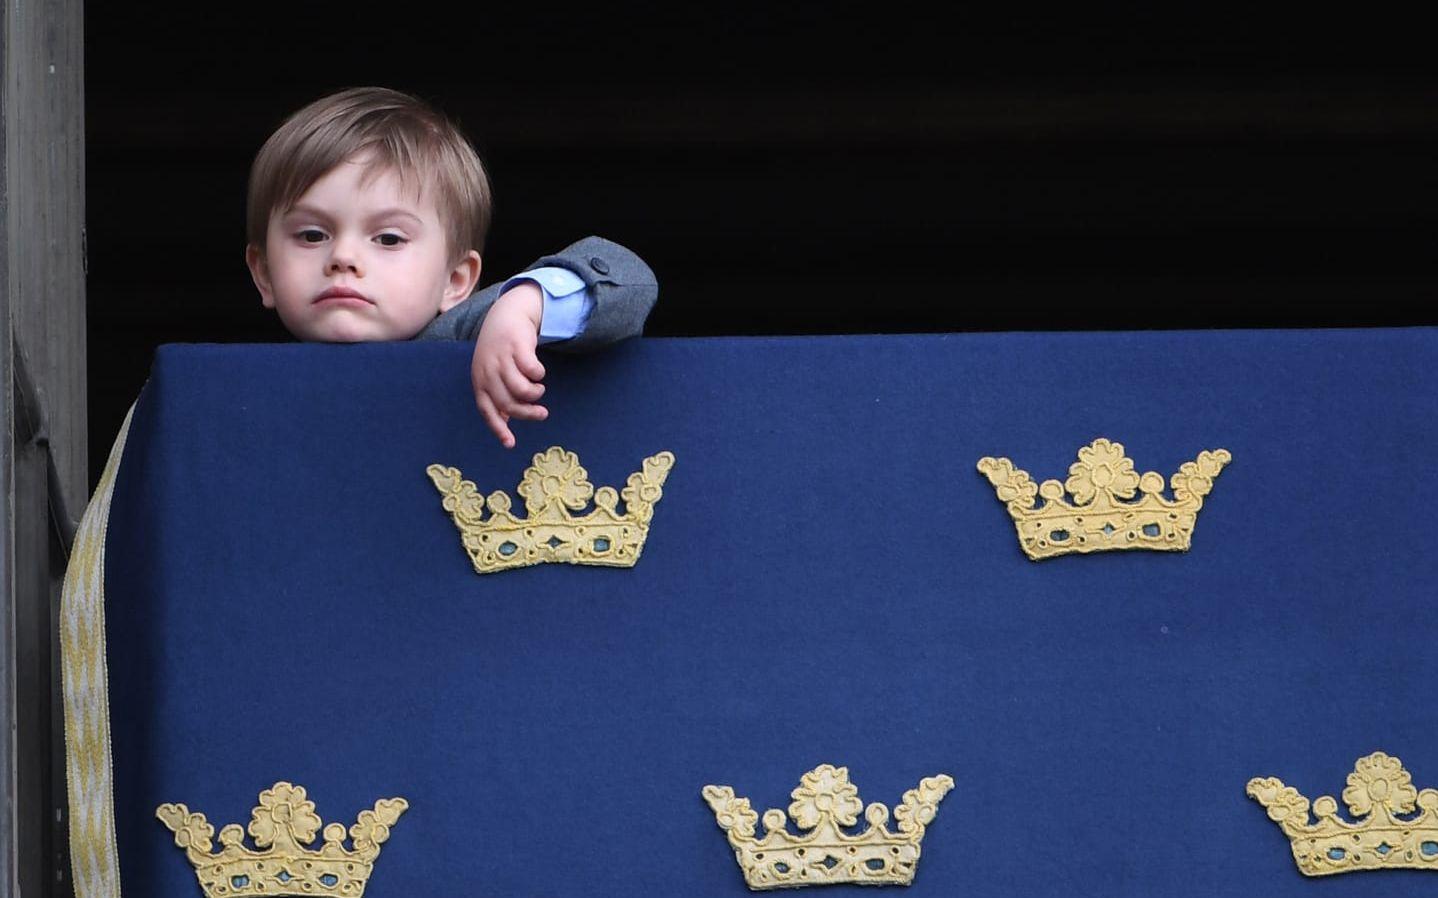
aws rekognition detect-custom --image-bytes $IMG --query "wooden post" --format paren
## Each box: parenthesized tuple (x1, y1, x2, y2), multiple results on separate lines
(2, 0, 87, 895)
(1, 116, 15, 898)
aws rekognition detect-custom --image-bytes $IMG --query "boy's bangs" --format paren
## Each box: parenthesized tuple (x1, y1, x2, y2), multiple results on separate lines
(354, 136, 429, 205)
(248, 87, 491, 258)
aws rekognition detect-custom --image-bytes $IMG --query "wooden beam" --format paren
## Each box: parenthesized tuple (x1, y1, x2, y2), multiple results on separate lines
(3, 0, 87, 894)
(1, 89, 17, 898)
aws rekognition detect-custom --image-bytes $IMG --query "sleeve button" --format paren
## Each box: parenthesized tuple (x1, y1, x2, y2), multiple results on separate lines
(589, 256, 610, 275)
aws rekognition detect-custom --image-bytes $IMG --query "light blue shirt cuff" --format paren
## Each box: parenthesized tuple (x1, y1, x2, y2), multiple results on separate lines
(501, 267, 594, 344)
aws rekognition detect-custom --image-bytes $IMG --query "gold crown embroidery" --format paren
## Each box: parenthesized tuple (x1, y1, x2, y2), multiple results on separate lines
(702, 764, 952, 889)
(427, 446, 675, 574)
(1248, 751, 1438, 876)
(156, 781, 407, 897)
(977, 438, 1231, 560)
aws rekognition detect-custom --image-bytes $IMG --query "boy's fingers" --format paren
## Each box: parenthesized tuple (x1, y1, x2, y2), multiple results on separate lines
(481, 366, 544, 421)
(489, 374, 525, 418)
(499, 360, 545, 402)
(492, 378, 544, 421)
(504, 401, 549, 422)
(475, 358, 515, 411)
(475, 391, 515, 448)
(515, 346, 545, 381)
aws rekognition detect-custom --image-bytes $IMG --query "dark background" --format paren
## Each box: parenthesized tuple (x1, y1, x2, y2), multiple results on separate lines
(86, 2, 1438, 483)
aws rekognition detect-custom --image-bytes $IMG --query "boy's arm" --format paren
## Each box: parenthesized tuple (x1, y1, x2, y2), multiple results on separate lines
(420, 236, 658, 448)
(521, 235, 658, 351)
(417, 235, 658, 346)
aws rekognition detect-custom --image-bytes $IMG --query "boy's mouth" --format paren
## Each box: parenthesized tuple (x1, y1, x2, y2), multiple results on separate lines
(313, 287, 375, 307)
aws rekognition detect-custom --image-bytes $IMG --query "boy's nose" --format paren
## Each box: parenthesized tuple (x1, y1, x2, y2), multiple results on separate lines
(325, 239, 363, 276)
(325, 255, 362, 276)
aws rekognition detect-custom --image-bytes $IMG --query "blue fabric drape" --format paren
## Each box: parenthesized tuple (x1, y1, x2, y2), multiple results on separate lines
(104, 331, 1438, 895)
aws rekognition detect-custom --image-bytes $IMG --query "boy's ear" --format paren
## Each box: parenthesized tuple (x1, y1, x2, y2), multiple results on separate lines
(440, 250, 482, 312)
(245, 244, 277, 309)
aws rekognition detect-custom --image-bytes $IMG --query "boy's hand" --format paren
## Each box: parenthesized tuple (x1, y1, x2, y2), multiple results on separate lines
(472, 282, 548, 448)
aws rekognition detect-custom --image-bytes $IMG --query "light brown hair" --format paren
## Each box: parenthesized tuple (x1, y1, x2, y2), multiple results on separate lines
(246, 87, 492, 261)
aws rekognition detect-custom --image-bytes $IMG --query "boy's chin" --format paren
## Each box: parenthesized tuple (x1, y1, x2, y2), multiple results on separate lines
(284, 312, 421, 343)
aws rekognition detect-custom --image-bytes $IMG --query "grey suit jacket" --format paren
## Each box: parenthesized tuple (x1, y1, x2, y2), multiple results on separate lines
(416, 236, 657, 350)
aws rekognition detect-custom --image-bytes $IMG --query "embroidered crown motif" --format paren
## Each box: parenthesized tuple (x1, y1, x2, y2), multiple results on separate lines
(155, 781, 407, 897)
(702, 764, 953, 890)
(1247, 751, 1438, 876)
(427, 446, 675, 574)
(977, 438, 1231, 560)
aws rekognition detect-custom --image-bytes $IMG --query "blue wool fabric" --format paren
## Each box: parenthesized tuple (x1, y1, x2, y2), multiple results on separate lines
(103, 331, 1438, 895)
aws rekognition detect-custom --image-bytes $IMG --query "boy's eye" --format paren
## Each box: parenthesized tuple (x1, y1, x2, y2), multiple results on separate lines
(375, 233, 406, 247)
(297, 229, 327, 243)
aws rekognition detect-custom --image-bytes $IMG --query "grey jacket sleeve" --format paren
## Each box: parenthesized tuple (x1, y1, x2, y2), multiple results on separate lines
(415, 236, 658, 349)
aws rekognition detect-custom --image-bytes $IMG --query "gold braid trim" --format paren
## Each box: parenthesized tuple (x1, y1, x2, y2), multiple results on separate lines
(62, 403, 135, 898)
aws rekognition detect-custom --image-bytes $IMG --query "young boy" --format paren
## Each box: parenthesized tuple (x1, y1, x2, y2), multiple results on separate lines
(243, 87, 657, 447)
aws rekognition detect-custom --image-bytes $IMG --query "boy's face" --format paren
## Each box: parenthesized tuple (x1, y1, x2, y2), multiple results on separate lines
(246, 154, 480, 342)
